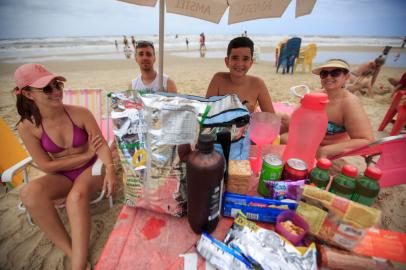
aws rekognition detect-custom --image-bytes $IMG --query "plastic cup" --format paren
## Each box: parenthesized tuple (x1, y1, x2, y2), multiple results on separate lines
(275, 210, 309, 246)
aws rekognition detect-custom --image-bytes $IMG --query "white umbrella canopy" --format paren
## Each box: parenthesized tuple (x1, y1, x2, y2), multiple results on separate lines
(118, 0, 317, 90)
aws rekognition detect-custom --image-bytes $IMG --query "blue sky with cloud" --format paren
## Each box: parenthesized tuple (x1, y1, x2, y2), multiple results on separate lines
(0, 0, 405, 39)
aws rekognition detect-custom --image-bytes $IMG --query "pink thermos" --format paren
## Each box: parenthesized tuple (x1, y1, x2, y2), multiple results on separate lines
(282, 92, 329, 170)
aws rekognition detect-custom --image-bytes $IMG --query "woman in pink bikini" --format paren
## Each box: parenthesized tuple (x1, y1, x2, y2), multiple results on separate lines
(13, 63, 115, 270)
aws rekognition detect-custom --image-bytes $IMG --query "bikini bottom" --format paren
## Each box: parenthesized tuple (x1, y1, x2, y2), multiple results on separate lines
(59, 155, 98, 182)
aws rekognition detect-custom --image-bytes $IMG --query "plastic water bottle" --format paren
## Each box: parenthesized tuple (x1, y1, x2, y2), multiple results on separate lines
(282, 92, 329, 169)
(329, 165, 358, 200)
(309, 158, 332, 189)
(352, 166, 382, 206)
(186, 134, 225, 234)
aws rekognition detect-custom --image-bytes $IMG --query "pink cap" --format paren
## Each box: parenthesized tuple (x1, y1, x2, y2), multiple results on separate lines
(364, 166, 382, 180)
(301, 93, 329, 110)
(342, 164, 358, 178)
(14, 63, 66, 90)
(317, 158, 332, 170)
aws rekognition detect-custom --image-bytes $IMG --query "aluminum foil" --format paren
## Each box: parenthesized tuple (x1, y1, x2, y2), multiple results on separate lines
(224, 213, 317, 270)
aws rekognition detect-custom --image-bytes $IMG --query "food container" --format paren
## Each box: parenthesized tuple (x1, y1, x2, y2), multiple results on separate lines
(275, 210, 308, 245)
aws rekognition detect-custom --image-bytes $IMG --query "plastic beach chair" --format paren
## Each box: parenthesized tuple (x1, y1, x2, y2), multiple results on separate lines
(330, 134, 406, 188)
(277, 37, 302, 74)
(0, 117, 28, 190)
(1, 93, 114, 225)
(378, 90, 406, 135)
(63, 88, 113, 141)
(294, 43, 317, 73)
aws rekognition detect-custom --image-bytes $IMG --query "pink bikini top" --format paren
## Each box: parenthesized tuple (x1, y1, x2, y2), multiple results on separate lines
(40, 108, 88, 153)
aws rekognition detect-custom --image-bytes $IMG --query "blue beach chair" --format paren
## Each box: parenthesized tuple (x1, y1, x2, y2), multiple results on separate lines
(277, 37, 302, 74)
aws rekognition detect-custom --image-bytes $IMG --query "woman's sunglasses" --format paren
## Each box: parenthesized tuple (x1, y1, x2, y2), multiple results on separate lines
(319, 69, 345, 79)
(32, 80, 64, 94)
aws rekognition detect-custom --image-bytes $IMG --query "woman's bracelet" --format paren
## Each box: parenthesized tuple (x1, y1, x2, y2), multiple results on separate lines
(105, 163, 115, 167)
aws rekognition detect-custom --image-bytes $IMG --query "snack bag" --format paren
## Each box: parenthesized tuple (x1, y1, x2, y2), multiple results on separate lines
(296, 185, 381, 250)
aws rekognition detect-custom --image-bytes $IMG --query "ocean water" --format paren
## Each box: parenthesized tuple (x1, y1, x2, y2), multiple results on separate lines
(0, 34, 405, 67)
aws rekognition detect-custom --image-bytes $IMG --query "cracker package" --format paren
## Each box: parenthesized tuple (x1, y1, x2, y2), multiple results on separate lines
(296, 185, 381, 250)
(227, 160, 251, 194)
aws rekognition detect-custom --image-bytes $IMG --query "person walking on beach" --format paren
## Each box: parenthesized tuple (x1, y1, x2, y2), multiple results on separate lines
(131, 36, 136, 49)
(394, 36, 406, 62)
(186, 37, 189, 50)
(123, 35, 129, 48)
(114, 40, 118, 50)
(199, 33, 206, 52)
(129, 41, 177, 93)
(12, 63, 116, 270)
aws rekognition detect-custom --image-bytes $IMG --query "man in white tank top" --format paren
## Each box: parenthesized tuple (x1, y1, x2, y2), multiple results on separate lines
(129, 41, 177, 93)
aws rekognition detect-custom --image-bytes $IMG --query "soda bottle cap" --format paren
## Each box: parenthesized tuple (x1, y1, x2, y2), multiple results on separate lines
(342, 164, 358, 178)
(364, 166, 382, 180)
(317, 158, 332, 170)
(301, 93, 329, 111)
(197, 134, 214, 153)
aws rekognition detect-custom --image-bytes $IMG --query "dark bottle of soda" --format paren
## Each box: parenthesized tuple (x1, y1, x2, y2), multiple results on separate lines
(186, 134, 225, 234)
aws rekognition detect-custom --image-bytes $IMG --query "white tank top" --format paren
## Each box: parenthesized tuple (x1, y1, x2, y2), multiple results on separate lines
(131, 73, 169, 93)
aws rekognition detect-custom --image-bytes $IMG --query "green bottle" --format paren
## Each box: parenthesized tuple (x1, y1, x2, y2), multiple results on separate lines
(352, 166, 382, 206)
(329, 165, 358, 199)
(309, 158, 332, 189)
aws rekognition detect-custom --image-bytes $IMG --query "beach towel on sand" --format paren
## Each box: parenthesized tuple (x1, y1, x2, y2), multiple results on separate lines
(110, 91, 249, 217)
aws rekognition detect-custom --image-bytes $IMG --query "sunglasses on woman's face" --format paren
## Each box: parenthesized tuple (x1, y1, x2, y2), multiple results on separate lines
(320, 69, 344, 79)
(32, 80, 64, 94)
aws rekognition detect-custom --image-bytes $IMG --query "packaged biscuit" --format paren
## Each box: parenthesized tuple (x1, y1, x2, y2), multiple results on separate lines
(296, 185, 381, 250)
(227, 160, 251, 194)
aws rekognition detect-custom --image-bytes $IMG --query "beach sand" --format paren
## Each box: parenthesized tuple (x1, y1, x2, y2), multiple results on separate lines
(0, 45, 405, 269)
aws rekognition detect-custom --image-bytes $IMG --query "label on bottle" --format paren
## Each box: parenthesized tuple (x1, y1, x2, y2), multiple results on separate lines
(208, 180, 224, 221)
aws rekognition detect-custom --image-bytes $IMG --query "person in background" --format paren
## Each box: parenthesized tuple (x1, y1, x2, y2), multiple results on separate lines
(347, 55, 385, 97)
(114, 40, 118, 50)
(123, 35, 129, 48)
(131, 36, 136, 49)
(186, 37, 189, 50)
(388, 72, 406, 96)
(128, 41, 177, 93)
(312, 59, 374, 158)
(12, 63, 115, 270)
(199, 33, 206, 52)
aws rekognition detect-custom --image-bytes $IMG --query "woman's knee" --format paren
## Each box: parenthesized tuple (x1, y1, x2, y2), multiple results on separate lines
(20, 182, 44, 208)
(66, 188, 89, 207)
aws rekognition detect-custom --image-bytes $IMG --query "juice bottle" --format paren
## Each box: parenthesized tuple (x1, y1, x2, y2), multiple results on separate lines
(309, 158, 332, 189)
(186, 134, 225, 234)
(352, 166, 382, 206)
(282, 93, 329, 170)
(329, 165, 358, 199)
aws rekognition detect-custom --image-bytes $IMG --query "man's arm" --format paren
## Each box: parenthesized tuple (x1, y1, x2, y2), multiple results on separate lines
(166, 78, 177, 93)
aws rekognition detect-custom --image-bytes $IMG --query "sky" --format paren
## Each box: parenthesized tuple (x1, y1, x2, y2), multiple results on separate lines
(0, 0, 405, 39)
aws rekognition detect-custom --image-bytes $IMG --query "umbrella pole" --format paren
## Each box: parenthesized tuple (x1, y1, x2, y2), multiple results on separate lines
(159, 0, 164, 91)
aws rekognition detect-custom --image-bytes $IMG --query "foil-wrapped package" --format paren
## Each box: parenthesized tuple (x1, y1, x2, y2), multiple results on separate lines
(224, 213, 317, 270)
(111, 91, 250, 217)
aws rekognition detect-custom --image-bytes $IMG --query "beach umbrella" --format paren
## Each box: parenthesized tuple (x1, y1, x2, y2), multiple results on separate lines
(117, 0, 317, 90)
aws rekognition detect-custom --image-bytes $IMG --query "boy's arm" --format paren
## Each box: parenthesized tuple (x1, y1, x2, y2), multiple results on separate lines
(257, 79, 275, 113)
(167, 78, 178, 93)
(206, 73, 221, 97)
